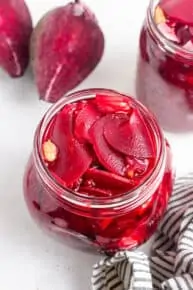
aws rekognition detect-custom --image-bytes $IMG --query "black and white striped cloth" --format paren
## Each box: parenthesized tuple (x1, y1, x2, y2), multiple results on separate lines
(91, 173, 193, 289)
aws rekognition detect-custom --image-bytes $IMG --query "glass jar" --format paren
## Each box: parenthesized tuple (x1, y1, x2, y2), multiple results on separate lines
(136, 0, 193, 132)
(23, 89, 174, 253)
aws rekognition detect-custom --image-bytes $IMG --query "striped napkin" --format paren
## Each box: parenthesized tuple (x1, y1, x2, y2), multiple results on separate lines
(92, 173, 193, 290)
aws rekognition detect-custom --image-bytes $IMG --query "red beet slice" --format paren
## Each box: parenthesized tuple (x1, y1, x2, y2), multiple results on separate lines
(96, 218, 113, 231)
(79, 186, 112, 197)
(49, 171, 66, 187)
(89, 116, 126, 176)
(50, 104, 92, 185)
(53, 103, 77, 138)
(189, 26, 193, 36)
(0, 0, 32, 77)
(104, 110, 155, 159)
(83, 168, 133, 193)
(95, 94, 131, 113)
(183, 40, 193, 51)
(39, 190, 58, 213)
(74, 102, 101, 142)
(31, 2, 104, 102)
(157, 22, 179, 43)
(175, 24, 191, 45)
(160, 0, 193, 25)
(73, 100, 87, 118)
(125, 157, 149, 178)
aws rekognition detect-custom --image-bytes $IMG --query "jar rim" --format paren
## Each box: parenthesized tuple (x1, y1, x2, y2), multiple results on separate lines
(147, 0, 193, 61)
(34, 88, 166, 210)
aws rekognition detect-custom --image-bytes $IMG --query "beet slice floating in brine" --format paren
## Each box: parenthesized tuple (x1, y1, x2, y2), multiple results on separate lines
(175, 24, 192, 45)
(74, 102, 101, 142)
(83, 168, 133, 195)
(95, 94, 131, 113)
(46, 104, 92, 185)
(79, 186, 112, 197)
(183, 40, 193, 51)
(54, 103, 77, 138)
(104, 110, 155, 158)
(158, 22, 179, 43)
(125, 157, 149, 178)
(160, 0, 193, 25)
(89, 115, 126, 176)
(189, 26, 193, 37)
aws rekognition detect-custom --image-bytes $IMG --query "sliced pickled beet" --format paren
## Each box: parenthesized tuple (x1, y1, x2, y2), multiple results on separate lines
(52, 103, 77, 138)
(175, 24, 191, 45)
(50, 105, 92, 185)
(74, 102, 101, 142)
(42, 116, 56, 142)
(54, 139, 92, 186)
(39, 191, 58, 213)
(95, 94, 131, 113)
(96, 218, 113, 231)
(189, 26, 193, 36)
(183, 40, 193, 51)
(79, 186, 112, 197)
(71, 177, 83, 191)
(125, 157, 149, 178)
(104, 110, 155, 159)
(49, 171, 66, 187)
(49, 208, 95, 240)
(157, 22, 179, 43)
(28, 170, 58, 213)
(160, 0, 193, 25)
(83, 168, 133, 193)
(89, 115, 126, 176)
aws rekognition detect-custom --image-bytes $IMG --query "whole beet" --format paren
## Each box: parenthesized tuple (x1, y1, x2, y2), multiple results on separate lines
(0, 0, 32, 77)
(31, 0, 104, 103)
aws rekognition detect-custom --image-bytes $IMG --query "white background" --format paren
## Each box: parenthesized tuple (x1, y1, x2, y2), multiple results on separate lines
(1, 0, 193, 289)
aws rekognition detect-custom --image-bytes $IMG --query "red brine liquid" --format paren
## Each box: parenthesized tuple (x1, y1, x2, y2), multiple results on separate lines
(136, 0, 193, 132)
(23, 89, 174, 253)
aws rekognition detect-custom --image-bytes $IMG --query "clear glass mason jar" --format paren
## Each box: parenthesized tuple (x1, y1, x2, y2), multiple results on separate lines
(23, 89, 174, 253)
(136, 0, 193, 132)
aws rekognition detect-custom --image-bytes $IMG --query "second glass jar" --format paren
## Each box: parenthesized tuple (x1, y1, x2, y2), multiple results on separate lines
(136, 0, 193, 132)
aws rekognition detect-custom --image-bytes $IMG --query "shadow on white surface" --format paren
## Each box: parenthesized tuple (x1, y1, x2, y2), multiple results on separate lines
(0, 68, 37, 103)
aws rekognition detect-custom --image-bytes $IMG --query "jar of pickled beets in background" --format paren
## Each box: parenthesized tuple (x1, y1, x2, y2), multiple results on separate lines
(136, 0, 193, 132)
(23, 89, 174, 254)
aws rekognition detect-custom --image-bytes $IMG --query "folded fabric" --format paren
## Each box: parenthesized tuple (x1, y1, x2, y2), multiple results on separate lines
(91, 173, 193, 290)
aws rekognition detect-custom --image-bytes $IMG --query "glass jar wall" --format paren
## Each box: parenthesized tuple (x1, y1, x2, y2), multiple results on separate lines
(136, 0, 193, 132)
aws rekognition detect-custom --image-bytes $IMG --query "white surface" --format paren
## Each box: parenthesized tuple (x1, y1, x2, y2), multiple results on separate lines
(1, 0, 193, 289)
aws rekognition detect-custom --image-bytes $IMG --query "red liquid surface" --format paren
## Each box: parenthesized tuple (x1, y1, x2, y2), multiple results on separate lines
(24, 94, 174, 253)
(136, 0, 193, 132)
